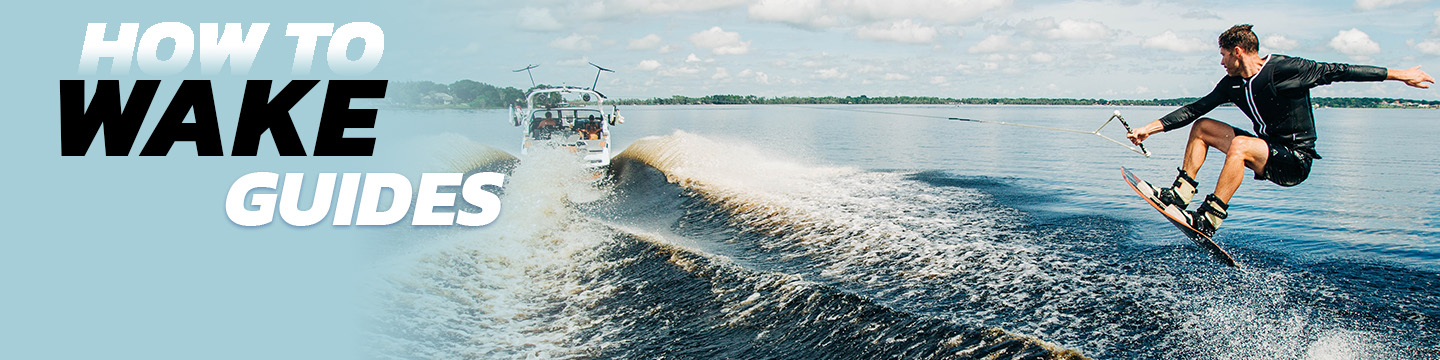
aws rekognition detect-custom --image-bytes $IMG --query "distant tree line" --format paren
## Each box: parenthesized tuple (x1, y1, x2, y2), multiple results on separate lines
(388, 80, 527, 109)
(612, 95, 1202, 106)
(614, 95, 1440, 109)
(1309, 97, 1440, 108)
(388, 80, 1440, 110)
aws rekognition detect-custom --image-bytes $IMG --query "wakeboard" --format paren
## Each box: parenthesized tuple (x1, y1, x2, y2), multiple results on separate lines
(1121, 167, 1239, 267)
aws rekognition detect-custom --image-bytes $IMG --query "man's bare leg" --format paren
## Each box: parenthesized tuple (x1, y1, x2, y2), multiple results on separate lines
(1214, 136, 1269, 202)
(1179, 118, 1268, 202)
(1171, 119, 1271, 234)
(1181, 118, 1230, 177)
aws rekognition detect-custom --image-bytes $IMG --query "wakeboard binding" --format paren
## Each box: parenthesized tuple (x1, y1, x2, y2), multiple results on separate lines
(1182, 194, 1228, 238)
(1158, 168, 1198, 210)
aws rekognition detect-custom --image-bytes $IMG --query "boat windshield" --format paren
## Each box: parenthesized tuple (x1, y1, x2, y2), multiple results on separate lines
(530, 109, 604, 140)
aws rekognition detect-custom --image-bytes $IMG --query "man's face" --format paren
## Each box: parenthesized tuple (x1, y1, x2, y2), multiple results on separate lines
(1220, 46, 1243, 77)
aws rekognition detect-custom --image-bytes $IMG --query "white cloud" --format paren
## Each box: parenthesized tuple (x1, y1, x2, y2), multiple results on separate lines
(1433, 10, 1440, 35)
(555, 57, 591, 67)
(550, 33, 597, 51)
(968, 34, 1011, 53)
(855, 19, 939, 44)
(1018, 18, 1113, 41)
(1180, 10, 1221, 20)
(688, 27, 751, 55)
(748, 0, 1009, 30)
(659, 66, 701, 77)
(1408, 38, 1440, 55)
(1143, 31, 1211, 53)
(685, 53, 703, 62)
(613, 0, 751, 14)
(929, 76, 949, 85)
(517, 7, 563, 32)
(883, 73, 911, 80)
(713, 67, 731, 79)
(628, 34, 663, 50)
(1330, 28, 1381, 57)
(1354, 0, 1424, 10)
(1029, 52, 1055, 63)
(1087, 52, 1117, 61)
(748, 0, 840, 29)
(814, 68, 847, 79)
(657, 44, 678, 54)
(738, 69, 772, 84)
(982, 53, 1015, 62)
(637, 59, 661, 71)
(1043, 19, 1112, 41)
(1263, 35, 1300, 52)
(839, 0, 1012, 24)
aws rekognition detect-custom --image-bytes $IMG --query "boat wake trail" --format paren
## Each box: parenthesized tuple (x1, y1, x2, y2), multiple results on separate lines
(366, 131, 1438, 359)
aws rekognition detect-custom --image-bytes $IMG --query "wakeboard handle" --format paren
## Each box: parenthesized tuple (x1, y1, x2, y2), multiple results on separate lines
(1111, 110, 1150, 157)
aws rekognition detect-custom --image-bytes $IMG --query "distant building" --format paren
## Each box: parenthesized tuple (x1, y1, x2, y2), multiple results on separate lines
(422, 92, 456, 105)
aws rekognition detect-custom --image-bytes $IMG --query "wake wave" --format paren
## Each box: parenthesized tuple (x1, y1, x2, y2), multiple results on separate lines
(602, 131, 1427, 359)
(365, 132, 1086, 359)
(366, 130, 1432, 359)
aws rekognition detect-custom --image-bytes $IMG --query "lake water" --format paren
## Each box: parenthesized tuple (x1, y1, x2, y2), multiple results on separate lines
(366, 105, 1440, 359)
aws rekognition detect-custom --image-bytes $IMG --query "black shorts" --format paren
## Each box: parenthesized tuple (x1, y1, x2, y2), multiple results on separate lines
(1232, 126, 1313, 187)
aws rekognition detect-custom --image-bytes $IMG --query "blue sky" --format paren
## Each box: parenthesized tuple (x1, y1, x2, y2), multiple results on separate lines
(392, 0, 1440, 100)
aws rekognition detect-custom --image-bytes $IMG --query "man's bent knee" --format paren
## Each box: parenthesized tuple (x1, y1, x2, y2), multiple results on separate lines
(1190, 118, 1215, 132)
(1191, 118, 1232, 137)
(1229, 136, 1270, 169)
(1228, 136, 1264, 155)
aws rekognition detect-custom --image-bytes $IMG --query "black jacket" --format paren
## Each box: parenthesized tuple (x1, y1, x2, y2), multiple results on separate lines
(1159, 54, 1388, 159)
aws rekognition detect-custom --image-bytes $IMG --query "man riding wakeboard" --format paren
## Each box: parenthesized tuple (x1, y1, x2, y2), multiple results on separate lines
(1126, 24, 1434, 237)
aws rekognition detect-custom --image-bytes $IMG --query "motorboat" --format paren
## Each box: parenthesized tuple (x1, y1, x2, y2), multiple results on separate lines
(508, 64, 625, 169)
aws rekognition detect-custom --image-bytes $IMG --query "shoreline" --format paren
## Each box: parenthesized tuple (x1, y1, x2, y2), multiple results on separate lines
(388, 98, 1440, 110)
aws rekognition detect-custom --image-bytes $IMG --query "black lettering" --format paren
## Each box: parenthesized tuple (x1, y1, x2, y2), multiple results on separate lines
(314, 80, 387, 156)
(59, 80, 160, 156)
(139, 80, 224, 156)
(232, 80, 318, 156)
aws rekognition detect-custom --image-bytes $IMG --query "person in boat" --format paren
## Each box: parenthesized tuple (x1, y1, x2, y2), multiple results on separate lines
(579, 115, 602, 140)
(1126, 24, 1433, 237)
(534, 111, 560, 139)
(538, 111, 559, 128)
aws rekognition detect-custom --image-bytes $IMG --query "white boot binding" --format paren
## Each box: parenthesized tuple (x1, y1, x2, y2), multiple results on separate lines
(1189, 194, 1228, 237)
(1159, 168, 1199, 209)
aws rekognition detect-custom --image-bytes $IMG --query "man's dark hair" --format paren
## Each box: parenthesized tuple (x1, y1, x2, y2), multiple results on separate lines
(1219, 24, 1259, 53)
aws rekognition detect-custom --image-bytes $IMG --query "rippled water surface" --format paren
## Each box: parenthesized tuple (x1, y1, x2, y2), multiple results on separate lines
(366, 105, 1439, 359)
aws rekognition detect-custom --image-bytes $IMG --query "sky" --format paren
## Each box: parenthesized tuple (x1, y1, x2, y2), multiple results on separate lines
(391, 0, 1440, 100)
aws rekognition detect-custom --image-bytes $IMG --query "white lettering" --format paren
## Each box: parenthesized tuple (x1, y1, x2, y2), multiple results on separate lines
(136, 22, 194, 76)
(332, 173, 362, 226)
(278, 173, 335, 226)
(79, 23, 139, 75)
(327, 22, 384, 75)
(457, 172, 504, 226)
(355, 173, 411, 226)
(413, 173, 461, 225)
(286, 23, 334, 75)
(198, 23, 269, 75)
(226, 172, 280, 226)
